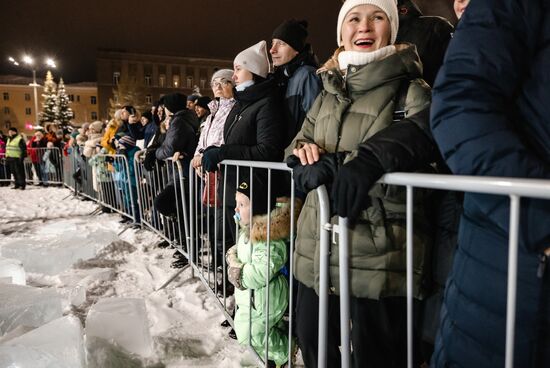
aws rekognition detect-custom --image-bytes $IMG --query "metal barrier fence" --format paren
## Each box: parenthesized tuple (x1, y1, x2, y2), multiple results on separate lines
(63, 149, 137, 225)
(0, 147, 63, 186)
(329, 173, 550, 368)
(58, 152, 550, 368)
(134, 149, 189, 257)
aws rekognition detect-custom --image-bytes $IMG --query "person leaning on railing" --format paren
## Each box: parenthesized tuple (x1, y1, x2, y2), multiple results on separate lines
(201, 40, 286, 272)
(152, 93, 199, 267)
(286, 0, 440, 366)
(226, 171, 290, 367)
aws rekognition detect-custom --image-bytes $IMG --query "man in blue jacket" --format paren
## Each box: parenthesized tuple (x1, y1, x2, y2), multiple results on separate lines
(430, 0, 550, 366)
(270, 19, 322, 150)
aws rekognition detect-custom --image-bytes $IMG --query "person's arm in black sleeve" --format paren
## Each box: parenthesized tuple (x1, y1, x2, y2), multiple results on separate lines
(20, 139, 27, 158)
(155, 125, 175, 160)
(332, 106, 437, 222)
(362, 106, 439, 173)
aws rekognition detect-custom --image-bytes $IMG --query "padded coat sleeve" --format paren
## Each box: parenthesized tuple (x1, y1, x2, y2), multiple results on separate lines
(430, 0, 550, 250)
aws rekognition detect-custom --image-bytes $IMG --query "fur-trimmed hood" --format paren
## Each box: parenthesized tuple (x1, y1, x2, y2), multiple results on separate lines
(250, 198, 303, 244)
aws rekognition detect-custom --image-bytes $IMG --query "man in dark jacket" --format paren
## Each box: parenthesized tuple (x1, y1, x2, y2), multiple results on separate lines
(5, 127, 27, 190)
(396, 0, 453, 87)
(153, 93, 198, 268)
(270, 19, 322, 149)
(155, 93, 198, 162)
(430, 0, 550, 366)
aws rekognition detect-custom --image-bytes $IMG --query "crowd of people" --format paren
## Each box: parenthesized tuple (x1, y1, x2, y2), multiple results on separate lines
(3, 0, 550, 366)
(0, 123, 67, 189)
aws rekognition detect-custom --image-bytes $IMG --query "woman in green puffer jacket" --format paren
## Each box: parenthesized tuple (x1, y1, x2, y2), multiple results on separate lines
(286, 0, 440, 366)
(226, 174, 298, 367)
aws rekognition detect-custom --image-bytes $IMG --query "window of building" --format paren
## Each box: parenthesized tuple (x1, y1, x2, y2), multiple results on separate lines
(2, 92, 8, 101)
(25, 107, 31, 115)
(186, 76, 193, 89)
(24, 93, 31, 101)
(159, 74, 166, 88)
(200, 78, 207, 90)
(172, 75, 180, 88)
(69, 94, 74, 102)
(144, 75, 151, 86)
(4, 121, 11, 129)
(91, 112, 98, 120)
(91, 96, 97, 105)
(77, 95, 80, 102)
(113, 71, 120, 85)
(146, 94, 152, 104)
(3, 107, 10, 114)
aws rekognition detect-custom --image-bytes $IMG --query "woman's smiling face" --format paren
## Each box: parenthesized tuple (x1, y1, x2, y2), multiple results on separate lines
(340, 4, 391, 52)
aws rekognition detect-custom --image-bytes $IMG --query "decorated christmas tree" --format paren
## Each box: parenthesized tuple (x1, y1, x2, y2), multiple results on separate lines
(39, 70, 57, 124)
(56, 78, 74, 128)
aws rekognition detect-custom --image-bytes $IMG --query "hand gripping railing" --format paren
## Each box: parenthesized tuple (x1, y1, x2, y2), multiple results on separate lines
(326, 172, 550, 368)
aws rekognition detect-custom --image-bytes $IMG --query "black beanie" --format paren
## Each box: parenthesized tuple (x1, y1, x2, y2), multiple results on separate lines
(236, 170, 276, 216)
(195, 96, 212, 111)
(272, 19, 309, 52)
(162, 93, 187, 113)
(141, 111, 153, 122)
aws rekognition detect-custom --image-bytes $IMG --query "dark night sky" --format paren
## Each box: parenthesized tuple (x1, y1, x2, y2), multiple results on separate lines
(0, 0, 454, 83)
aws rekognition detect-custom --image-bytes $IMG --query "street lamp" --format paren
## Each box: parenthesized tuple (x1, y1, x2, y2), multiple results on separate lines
(7, 55, 57, 127)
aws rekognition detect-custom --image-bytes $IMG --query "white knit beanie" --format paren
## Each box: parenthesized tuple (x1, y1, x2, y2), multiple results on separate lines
(211, 69, 234, 83)
(233, 40, 271, 79)
(336, 0, 399, 46)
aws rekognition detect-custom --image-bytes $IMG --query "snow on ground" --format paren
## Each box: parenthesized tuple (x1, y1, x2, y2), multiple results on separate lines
(0, 186, 258, 367)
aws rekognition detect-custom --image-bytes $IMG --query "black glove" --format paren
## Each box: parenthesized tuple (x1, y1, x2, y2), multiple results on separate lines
(332, 147, 385, 223)
(202, 146, 222, 172)
(286, 153, 340, 192)
(143, 149, 157, 171)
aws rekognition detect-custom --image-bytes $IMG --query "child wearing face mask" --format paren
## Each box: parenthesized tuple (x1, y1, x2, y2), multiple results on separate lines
(225, 172, 291, 367)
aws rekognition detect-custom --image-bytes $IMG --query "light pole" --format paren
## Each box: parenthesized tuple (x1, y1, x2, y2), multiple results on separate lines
(8, 55, 57, 127)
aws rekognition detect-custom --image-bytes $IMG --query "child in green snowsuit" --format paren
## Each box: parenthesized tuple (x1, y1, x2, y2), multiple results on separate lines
(226, 177, 290, 367)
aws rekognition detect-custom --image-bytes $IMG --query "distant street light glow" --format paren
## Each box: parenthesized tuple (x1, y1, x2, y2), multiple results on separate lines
(23, 55, 34, 65)
(46, 58, 56, 68)
(8, 54, 58, 126)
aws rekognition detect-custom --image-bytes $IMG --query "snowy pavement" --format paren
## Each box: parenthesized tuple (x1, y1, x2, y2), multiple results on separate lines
(0, 186, 257, 367)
